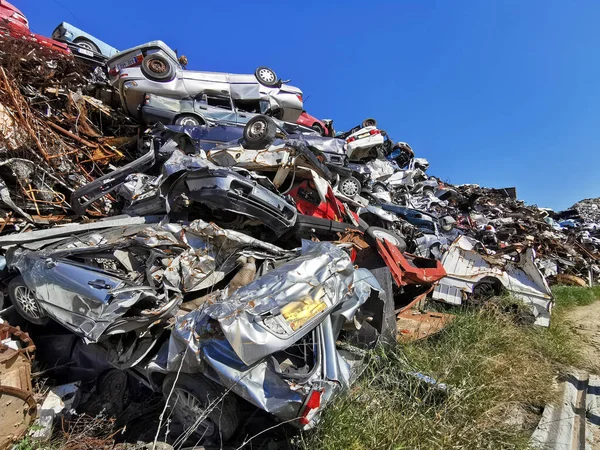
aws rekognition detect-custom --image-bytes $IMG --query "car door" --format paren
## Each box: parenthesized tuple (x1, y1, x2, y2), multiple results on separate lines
(233, 99, 271, 125)
(196, 94, 236, 125)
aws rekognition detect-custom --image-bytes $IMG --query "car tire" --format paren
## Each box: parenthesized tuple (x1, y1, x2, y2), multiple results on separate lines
(254, 66, 278, 87)
(362, 118, 377, 128)
(174, 114, 204, 127)
(73, 37, 100, 54)
(311, 123, 326, 136)
(243, 115, 277, 149)
(141, 54, 176, 82)
(471, 278, 504, 302)
(365, 226, 407, 252)
(162, 373, 240, 442)
(339, 176, 362, 197)
(372, 183, 388, 194)
(8, 276, 49, 326)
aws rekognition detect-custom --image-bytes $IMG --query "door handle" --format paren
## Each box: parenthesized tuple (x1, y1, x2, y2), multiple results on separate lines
(88, 279, 112, 289)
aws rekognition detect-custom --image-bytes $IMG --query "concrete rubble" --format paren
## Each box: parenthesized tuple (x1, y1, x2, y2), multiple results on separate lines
(0, 3, 598, 448)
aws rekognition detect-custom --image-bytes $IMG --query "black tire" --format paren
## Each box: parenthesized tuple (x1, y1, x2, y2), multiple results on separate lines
(362, 118, 377, 128)
(174, 114, 204, 127)
(471, 278, 504, 302)
(243, 115, 277, 149)
(339, 176, 362, 197)
(162, 373, 240, 442)
(311, 123, 326, 136)
(255, 66, 278, 87)
(365, 226, 407, 252)
(141, 54, 176, 82)
(372, 183, 388, 194)
(8, 276, 49, 325)
(74, 37, 100, 54)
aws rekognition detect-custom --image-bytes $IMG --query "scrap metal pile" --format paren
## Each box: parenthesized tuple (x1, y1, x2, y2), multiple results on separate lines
(0, 3, 597, 446)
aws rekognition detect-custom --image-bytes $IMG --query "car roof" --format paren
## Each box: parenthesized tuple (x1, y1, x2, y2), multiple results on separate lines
(0, 0, 24, 16)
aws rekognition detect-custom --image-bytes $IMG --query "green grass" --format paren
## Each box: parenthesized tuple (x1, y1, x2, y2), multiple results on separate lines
(552, 285, 600, 311)
(299, 286, 600, 450)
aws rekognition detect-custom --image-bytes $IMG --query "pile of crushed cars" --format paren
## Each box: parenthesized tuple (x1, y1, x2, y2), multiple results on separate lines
(0, 2, 598, 447)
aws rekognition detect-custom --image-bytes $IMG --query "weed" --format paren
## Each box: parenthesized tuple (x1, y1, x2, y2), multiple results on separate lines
(300, 286, 600, 450)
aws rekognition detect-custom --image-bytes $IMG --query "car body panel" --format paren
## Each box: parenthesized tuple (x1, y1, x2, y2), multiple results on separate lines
(0, 2, 70, 56)
(107, 41, 303, 121)
(51, 22, 119, 57)
(167, 166, 298, 237)
(345, 126, 385, 160)
(432, 236, 553, 326)
(297, 111, 329, 136)
(7, 222, 288, 342)
(159, 241, 383, 427)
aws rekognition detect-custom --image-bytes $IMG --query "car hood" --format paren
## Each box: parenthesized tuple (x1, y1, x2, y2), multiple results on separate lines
(170, 240, 381, 366)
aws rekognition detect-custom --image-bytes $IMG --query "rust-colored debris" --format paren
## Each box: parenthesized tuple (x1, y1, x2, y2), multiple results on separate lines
(396, 309, 454, 342)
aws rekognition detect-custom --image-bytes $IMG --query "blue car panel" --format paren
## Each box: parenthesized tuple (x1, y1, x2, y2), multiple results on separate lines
(52, 22, 119, 57)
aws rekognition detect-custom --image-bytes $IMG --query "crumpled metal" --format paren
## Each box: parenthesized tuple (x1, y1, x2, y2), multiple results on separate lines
(8, 221, 287, 341)
(161, 240, 383, 420)
(168, 241, 379, 365)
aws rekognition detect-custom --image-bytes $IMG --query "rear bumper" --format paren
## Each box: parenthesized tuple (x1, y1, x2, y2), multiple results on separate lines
(174, 168, 298, 236)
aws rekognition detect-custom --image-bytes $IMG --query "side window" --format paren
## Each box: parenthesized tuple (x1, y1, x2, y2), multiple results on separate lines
(206, 96, 232, 110)
(233, 99, 262, 114)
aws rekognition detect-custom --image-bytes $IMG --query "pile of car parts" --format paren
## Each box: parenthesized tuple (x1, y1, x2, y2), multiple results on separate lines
(0, 3, 599, 446)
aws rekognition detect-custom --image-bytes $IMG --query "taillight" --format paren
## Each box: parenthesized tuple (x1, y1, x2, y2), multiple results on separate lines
(299, 390, 322, 426)
(108, 68, 119, 77)
(369, 129, 381, 135)
(347, 136, 356, 143)
(296, 94, 303, 102)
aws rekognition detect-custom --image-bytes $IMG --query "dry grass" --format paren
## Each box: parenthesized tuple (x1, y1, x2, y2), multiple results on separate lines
(300, 286, 597, 450)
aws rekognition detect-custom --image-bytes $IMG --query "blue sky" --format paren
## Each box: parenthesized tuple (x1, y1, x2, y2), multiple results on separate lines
(16, 0, 600, 211)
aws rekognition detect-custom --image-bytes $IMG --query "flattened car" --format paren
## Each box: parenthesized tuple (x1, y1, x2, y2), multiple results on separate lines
(107, 41, 303, 122)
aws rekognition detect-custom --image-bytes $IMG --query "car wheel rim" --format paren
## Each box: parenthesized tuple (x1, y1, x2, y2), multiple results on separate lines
(258, 69, 275, 83)
(179, 117, 199, 127)
(372, 230, 398, 245)
(148, 59, 167, 74)
(341, 179, 359, 196)
(77, 41, 94, 52)
(14, 286, 41, 319)
(248, 121, 266, 139)
(172, 388, 215, 436)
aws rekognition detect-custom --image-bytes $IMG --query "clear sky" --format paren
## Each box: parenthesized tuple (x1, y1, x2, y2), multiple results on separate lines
(14, 0, 600, 211)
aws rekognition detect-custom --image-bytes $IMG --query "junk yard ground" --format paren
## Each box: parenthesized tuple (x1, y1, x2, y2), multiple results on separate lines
(0, 3, 599, 449)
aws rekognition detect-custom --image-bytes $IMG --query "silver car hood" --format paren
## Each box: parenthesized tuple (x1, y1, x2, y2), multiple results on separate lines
(170, 241, 380, 366)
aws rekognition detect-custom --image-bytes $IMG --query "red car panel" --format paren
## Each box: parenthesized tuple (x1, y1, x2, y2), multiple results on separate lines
(297, 111, 329, 136)
(0, 1, 71, 56)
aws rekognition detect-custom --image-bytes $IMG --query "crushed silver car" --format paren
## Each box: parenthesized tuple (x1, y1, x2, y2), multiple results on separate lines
(142, 240, 387, 441)
(107, 41, 304, 122)
(5, 221, 288, 343)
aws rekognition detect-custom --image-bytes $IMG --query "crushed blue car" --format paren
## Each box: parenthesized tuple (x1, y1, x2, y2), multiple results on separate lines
(52, 22, 118, 61)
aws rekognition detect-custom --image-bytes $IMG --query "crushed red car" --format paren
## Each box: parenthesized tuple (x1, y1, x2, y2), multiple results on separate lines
(0, 0, 70, 56)
(297, 110, 329, 136)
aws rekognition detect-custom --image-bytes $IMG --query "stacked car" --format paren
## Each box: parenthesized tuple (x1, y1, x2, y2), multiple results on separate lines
(0, 4, 579, 446)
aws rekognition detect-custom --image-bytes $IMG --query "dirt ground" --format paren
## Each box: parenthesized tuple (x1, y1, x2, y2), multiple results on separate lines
(564, 301, 600, 374)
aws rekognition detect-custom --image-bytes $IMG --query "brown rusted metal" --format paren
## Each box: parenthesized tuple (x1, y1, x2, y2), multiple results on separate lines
(376, 239, 447, 287)
(0, 385, 37, 447)
(397, 310, 455, 342)
(0, 324, 37, 447)
(0, 66, 51, 162)
(46, 120, 99, 148)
